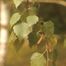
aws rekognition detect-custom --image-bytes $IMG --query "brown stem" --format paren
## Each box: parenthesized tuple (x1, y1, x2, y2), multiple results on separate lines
(37, 35, 43, 45)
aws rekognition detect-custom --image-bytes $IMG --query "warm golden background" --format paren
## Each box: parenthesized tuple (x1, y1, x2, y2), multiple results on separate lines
(2, 0, 66, 66)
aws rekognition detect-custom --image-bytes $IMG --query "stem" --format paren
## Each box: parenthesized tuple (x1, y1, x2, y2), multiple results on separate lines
(37, 35, 43, 45)
(39, 49, 47, 58)
(46, 49, 49, 66)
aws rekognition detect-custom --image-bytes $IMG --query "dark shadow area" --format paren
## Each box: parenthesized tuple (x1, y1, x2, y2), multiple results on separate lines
(37, 3, 66, 34)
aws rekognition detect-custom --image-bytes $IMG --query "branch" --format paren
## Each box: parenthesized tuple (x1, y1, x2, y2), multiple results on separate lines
(27, 0, 66, 7)
(38, 0, 66, 7)
(36, 34, 45, 45)
(37, 35, 43, 45)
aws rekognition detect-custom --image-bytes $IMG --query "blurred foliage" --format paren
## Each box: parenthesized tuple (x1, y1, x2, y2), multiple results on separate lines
(4, 0, 66, 66)
(64, 35, 66, 48)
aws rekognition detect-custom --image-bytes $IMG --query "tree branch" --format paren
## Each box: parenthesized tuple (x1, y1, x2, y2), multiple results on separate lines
(27, 0, 66, 7)
(39, 1, 66, 6)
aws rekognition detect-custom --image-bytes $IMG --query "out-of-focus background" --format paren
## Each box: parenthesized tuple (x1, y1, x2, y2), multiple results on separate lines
(1, 0, 66, 66)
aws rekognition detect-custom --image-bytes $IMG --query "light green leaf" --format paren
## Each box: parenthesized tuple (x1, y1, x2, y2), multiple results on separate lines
(26, 15, 39, 26)
(13, 22, 31, 40)
(10, 13, 21, 28)
(31, 52, 46, 66)
(13, 0, 24, 8)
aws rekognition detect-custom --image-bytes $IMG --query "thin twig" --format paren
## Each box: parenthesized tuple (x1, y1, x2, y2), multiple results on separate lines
(46, 49, 49, 66)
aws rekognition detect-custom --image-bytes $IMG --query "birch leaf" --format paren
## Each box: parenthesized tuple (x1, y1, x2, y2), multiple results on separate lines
(26, 15, 39, 26)
(31, 52, 46, 66)
(43, 21, 54, 37)
(13, 22, 31, 40)
(10, 13, 21, 27)
(13, 0, 24, 8)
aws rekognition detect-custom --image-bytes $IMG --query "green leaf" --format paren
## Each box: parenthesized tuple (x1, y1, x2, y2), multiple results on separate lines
(8, 31, 17, 44)
(26, 15, 39, 26)
(10, 13, 21, 28)
(28, 7, 37, 15)
(13, 22, 31, 40)
(43, 21, 54, 37)
(28, 22, 44, 47)
(49, 35, 58, 48)
(13, 0, 24, 8)
(28, 31, 40, 47)
(30, 52, 46, 66)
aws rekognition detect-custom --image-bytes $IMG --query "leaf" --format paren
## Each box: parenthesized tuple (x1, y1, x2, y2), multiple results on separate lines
(10, 13, 21, 28)
(13, 22, 31, 40)
(26, 15, 39, 26)
(28, 31, 40, 47)
(8, 31, 17, 44)
(28, 22, 43, 47)
(13, 0, 24, 8)
(43, 21, 54, 37)
(49, 35, 58, 48)
(30, 52, 46, 66)
(28, 7, 37, 15)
